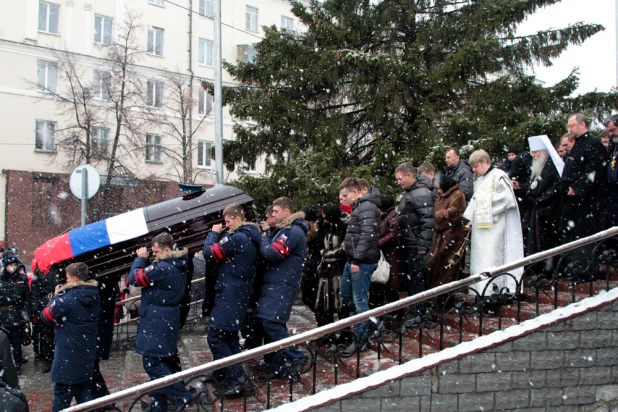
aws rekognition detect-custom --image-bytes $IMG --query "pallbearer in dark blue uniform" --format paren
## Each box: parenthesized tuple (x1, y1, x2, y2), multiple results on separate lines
(203, 204, 261, 397)
(129, 233, 192, 412)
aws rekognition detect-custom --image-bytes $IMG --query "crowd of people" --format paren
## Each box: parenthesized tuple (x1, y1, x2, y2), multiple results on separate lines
(0, 112, 615, 411)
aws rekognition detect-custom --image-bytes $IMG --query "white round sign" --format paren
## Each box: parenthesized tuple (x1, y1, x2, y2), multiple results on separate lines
(70, 164, 101, 200)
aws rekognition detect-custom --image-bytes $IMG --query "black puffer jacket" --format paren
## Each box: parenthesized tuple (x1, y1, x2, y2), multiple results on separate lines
(344, 192, 381, 265)
(397, 175, 435, 251)
(444, 160, 474, 201)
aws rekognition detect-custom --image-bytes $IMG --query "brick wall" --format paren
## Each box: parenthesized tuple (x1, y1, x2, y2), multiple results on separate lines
(314, 300, 618, 412)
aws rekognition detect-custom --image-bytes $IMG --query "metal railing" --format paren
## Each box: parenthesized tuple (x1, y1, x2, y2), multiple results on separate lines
(64, 226, 618, 412)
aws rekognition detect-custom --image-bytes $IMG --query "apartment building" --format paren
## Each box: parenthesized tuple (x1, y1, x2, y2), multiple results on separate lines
(0, 0, 302, 260)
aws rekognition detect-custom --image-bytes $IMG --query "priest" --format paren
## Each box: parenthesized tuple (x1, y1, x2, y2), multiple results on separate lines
(522, 135, 564, 256)
(463, 149, 524, 296)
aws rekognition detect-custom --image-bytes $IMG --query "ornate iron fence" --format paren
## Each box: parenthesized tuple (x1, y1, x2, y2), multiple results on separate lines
(63, 227, 618, 412)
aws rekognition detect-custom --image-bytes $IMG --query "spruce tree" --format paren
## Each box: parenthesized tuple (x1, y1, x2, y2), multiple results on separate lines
(215, 0, 618, 209)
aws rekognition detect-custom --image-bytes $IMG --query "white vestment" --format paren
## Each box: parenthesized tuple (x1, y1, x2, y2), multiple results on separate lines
(463, 167, 524, 295)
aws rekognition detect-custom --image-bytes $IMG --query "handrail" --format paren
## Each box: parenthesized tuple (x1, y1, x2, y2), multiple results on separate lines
(62, 226, 618, 412)
(116, 276, 207, 306)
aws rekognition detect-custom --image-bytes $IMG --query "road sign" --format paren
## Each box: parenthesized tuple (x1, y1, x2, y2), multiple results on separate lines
(70, 164, 100, 200)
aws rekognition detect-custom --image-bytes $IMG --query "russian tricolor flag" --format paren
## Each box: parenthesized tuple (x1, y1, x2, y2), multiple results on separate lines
(34, 209, 149, 274)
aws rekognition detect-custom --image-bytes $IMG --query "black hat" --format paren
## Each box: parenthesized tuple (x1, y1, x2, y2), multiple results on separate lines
(302, 205, 319, 222)
(2, 254, 19, 267)
(439, 175, 458, 193)
(507, 146, 519, 155)
(321, 203, 342, 223)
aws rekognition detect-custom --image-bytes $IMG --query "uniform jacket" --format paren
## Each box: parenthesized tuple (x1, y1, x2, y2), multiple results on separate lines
(203, 223, 261, 331)
(40, 280, 100, 384)
(129, 249, 188, 357)
(0, 328, 19, 389)
(0, 270, 30, 326)
(397, 175, 436, 252)
(344, 193, 381, 264)
(444, 160, 474, 201)
(31, 268, 62, 318)
(254, 212, 308, 323)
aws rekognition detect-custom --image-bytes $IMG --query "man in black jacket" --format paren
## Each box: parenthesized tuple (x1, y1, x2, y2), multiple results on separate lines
(444, 147, 474, 202)
(560, 113, 609, 274)
(339, 178, 381, 350)
(395, 164, 435, 322)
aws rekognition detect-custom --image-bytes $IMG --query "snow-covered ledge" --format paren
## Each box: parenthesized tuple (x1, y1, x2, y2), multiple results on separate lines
(272, 287, 618, 412)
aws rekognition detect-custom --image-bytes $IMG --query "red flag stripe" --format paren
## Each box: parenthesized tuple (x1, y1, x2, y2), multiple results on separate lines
(210, 244, 226, 261)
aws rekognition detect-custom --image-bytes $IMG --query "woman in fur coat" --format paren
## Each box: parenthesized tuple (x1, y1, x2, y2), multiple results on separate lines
(427, 175, 467, 291)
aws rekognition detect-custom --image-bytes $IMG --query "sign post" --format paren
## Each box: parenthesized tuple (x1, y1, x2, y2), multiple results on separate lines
(70, 164, 101, 226)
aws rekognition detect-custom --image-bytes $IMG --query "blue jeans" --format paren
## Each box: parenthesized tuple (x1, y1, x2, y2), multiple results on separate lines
(53, 382, 93, 412)
(207, 327, 246, 387)
(143, 356, 192, 412)
(261, 319, 305, 373)
(340, 262, 377, 340)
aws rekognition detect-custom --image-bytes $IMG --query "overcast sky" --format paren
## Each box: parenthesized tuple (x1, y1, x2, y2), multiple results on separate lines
(516, 0, 616, 95)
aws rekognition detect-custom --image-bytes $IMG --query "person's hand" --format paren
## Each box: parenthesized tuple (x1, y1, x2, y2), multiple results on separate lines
(212, 223, 224, 234)
(54, 284, 63, 295)
(511, 179, 520, 190)
(136, 247, 149, 259)
(567, 187, 576, 197)
(467, 222, 473, 230)
(418, 250, 427, 255)
(351, 264, 359, 273)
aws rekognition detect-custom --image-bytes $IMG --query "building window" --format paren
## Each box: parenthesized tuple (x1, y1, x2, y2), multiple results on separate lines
(243, 158, 257, 172)
(37, 60, 57, 93)
(35, 120, 57, 152)
(146, 134, 162, 163)
(198, 88, 213, 115)
(92, 127, 109, 155)
(246, 6, 258, 32)
(93, 71, 112, 100)
(147, 26, 164, 56)
(281, 16, 294, 31)
(32, 176, 59, 226)
(198, 38, 213, 66)
(146, 80, 163, 108)
(94, 15, 113, 45)
(148, 0, 164, 6)
(237, 44, 257, 63)
(38, 2, 60, 35)
(197, 140, 212, 167)
(199, 0, 213, 18)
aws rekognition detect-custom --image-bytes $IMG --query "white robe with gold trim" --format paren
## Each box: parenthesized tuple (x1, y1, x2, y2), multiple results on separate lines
(463, 167, 524, 295)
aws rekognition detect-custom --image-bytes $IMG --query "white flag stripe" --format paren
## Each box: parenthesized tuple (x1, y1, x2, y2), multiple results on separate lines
(106, 208, 149, 244)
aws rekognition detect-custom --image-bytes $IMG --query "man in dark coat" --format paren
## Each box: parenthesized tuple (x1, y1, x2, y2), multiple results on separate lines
(603, 114, 618, 229)
(254, 197, 308, 376)
(0, 254, 30, 374)
(444, 147, 474, 202)
(523, 136, 563, 256)
(40, 262, 100, 412)
(129, 233, 192, 412)
(395, 164, 435, 322)
(560, 113, 609, 274)
(203, 204, 261, 397)
(31, 264, 61, 373)
(0, 327, 28, 412)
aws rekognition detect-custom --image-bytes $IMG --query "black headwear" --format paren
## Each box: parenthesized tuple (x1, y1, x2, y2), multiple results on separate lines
(302, 205, 319, 222)
(2, 254, 19, 268)
(321, 203, 342, 223)
(507, 146, 519, 155)
(439, 175, 457, 193)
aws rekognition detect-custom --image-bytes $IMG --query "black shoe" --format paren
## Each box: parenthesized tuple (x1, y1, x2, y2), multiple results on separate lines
(42, 361, 52, 374)
(34, 353, 41, 361)
(217, 381, 254, 399)
(15, 366, 21, 376)
(19, 357, 28, 364)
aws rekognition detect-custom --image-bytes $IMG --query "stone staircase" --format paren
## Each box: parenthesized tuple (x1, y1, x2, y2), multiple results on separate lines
(20, 268, 618, 411)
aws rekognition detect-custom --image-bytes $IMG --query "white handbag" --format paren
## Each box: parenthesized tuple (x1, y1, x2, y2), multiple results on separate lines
(371, 251, 391, 284)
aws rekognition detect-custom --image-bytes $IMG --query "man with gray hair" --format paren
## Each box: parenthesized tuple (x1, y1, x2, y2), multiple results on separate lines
(444, 147, 474, 202)
(560, 113, 608, 274)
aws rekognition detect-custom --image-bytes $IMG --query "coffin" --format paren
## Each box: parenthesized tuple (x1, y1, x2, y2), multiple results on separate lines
(33, 185, 255, 279)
